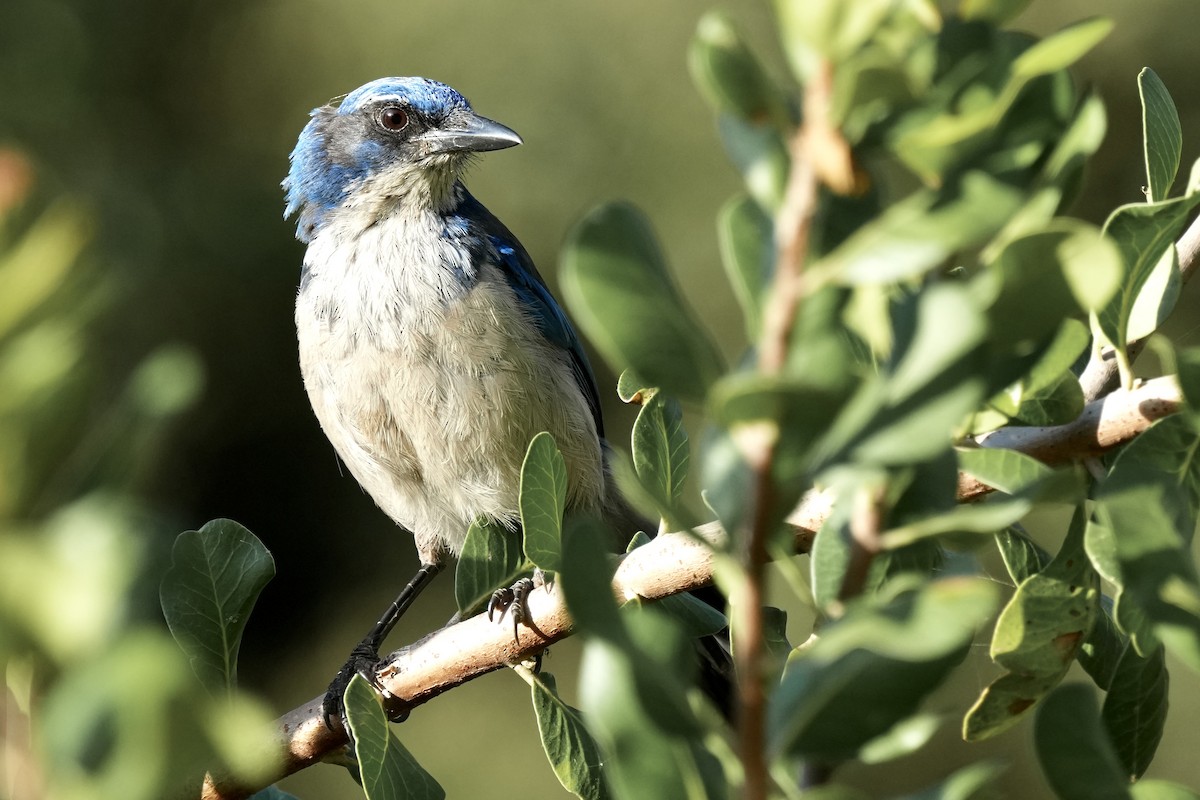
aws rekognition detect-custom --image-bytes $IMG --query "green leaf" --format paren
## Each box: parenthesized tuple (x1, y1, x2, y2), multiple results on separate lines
(1092, 415, 1200, 670)
(0, 201, 90, 341)
(1158, 341, 1200, 431)
(1006, 372, 1084, 427)
(1140, 68, 1182, 202)
(857, 712, 941, 764)
(769, 578, 997, 759)
(1042, 91, 1108, 189)
(979, 223, 1122, 344)
(1092, 192, 1200, 375)
(1034, 684, 1132, 800)
(454, 519, 529, 615)
(521, 432, 568, 572)
(825, 283, 990, 468)
(957, 447, 1053, 495)
(976, 319, 1089, 432)
(160, 519, 275, 693)
(707, 371, 846, 534)
(965, 507, 1099, 740)
(654, 591, 728, 639)
(716, 194, 772, 339)
(994, 526, 1050, 583)
(901, 761, 1006, 800)
(560, 515, 625, 642)
(717, 114, 790, 211)
(560, 202, 724, 403)
(344, 675, 445, 800)
(1010, 17, 1113, 80)
(579, 634, 726, 800)
(690, 11, 788, 126)
(1078, 595, 1129, 691)
(631, 391, 691, 525)
(1126, 245, 1181, 344)
(1101, 643, 1168, 780)
(892, 19, 1110, 183)
(530, 672, 611, 800)
(1131, 783, 1200, 800)
(814, 172, 1025, 286)
(39, 630, 275, 800)
(774, 0, 897, 64)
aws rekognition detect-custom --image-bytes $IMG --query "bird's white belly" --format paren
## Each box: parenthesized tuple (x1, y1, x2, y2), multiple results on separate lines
(296, 263, 604, 561)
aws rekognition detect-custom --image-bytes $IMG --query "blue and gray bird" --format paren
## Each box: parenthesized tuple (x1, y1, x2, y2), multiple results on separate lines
(283, 77, 625, 727)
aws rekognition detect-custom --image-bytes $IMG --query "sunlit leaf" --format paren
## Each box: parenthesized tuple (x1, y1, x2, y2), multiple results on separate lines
(717, 194, 772, 339)
(631, 391, 691, 526)
(344, 675, 444, 800)
(521, 432, 568, 572)
(561, 203, 724, 403)
(1139, 68, 1182, 202)
(816, 173, 1024, 286)
(965, 507, 1098, 740)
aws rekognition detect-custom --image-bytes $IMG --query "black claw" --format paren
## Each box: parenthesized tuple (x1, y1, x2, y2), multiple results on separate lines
(487, 576, 537, 641)
(487, 586, 513, 622)
(322, 641, 385, 731)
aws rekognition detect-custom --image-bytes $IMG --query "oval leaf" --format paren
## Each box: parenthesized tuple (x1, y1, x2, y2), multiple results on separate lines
(1101, 643, 1168, 781)
(344, 675, 445, 800)
(160, 519, 275, 693)
(1140, 68, 1182, 202)
(454, 519, 529, 615)
(521, 432, 568, 572)
(531, 672, 611, 800)
(560, 202, 724, 404)
(1034, 684, 1131, 800)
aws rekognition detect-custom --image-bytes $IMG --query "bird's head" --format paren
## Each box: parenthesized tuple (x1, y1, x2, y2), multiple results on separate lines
(283, 77, 521, 242)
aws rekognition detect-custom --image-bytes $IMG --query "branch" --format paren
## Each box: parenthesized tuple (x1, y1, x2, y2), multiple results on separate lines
(201, 377, 1181, 799)
(958, 375, 1181, 500)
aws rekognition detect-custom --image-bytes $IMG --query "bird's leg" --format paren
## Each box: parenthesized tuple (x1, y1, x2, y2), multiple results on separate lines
(486, 567, 546, 640)
(323, 561, 443, 730)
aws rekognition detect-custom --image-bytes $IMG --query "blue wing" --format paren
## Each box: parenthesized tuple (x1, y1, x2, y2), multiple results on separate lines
(457, 191, 605, 439)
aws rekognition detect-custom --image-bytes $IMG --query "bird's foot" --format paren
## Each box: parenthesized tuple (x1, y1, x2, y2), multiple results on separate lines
(322, 640, 409, 731)
(487, 569, 547, 639)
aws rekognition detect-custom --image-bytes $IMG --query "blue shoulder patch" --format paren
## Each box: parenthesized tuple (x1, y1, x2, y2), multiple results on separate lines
(456, 191, 604, 438)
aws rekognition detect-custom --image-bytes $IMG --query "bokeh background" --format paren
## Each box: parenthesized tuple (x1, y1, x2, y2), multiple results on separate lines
(2, 0, 1199, 797)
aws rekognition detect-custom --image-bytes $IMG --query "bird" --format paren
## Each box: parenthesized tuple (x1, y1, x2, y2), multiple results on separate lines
(282, 77, 630, 728)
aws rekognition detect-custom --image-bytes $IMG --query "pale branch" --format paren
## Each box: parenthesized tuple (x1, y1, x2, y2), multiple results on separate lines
(959, 374, 1181, 500)
(200, 376, 1182, 799)
(1078, 211, 1200, 402)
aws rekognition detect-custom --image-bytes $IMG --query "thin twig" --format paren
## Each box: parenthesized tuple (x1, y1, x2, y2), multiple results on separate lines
(736, 59, 833, 800)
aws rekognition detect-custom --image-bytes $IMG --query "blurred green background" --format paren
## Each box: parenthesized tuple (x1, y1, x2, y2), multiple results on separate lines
(2, 0, 1199, 797)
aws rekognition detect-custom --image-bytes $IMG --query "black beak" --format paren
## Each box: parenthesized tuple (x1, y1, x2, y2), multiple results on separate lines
(421, 113, 523, 154)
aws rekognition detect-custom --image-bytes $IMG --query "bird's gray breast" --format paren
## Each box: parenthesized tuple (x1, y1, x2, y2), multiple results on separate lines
(294, 211, 604, 555)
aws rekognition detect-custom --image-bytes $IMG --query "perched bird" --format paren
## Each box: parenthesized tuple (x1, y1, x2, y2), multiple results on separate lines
(283, 77, 626, 727)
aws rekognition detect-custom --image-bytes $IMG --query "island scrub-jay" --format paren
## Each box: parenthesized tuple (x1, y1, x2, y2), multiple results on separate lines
(284, 77, 633, 726)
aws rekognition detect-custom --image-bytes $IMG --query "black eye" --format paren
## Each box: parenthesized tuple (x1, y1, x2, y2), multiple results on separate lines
(378, 106, 409, 132)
